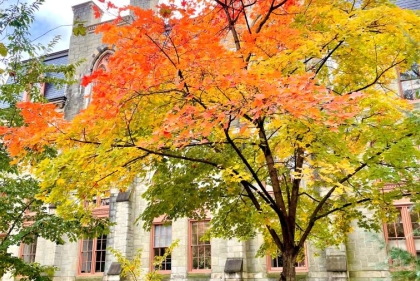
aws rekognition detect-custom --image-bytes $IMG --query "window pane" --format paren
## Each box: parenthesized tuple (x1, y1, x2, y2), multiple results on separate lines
(81, 252, 92, 273)
(396, 223, 405, 237)
(21, 237, 37, 263)
(413, 223, 420, 237)
(81, 235, 106, 274)
(154, 248, 171, 271)
(388, 210, 405, 239)
(154, 225, 171, 247)
(95, 235, 107, 273)
(81, 239, 93, 273)
(192, 224, 197, 244)
(193, 258, 199, 269)
(22, 244, 35, 263)
(191, 221, 211, 270)
(411, 211, 420, 237)
(95, 251, 105, 272)
(271, 248, 306, 268)
(166, 225, 172, 246)
(272, 255, 283, 267)
(83, 239, 93, 251)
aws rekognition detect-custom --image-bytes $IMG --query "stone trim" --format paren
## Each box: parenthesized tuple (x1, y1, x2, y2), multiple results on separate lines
(86, 16, 132, 34)
(107, 262, 121, 275)
(224, 258, 243, 273)
(116, 191, 130, 202)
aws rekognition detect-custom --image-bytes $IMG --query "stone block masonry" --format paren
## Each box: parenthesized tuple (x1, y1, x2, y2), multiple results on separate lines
(0, 1, 399, 281)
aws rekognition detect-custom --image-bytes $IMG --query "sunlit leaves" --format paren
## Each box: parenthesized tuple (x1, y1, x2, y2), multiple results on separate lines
(72, 19, 87, 36)
(1, 1, 420, 276)
(0, 43, 7, 57)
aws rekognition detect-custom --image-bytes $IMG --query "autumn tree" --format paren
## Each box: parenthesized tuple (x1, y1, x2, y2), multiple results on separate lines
(2, 0, 420, 280)
(0, 1, 109, 279)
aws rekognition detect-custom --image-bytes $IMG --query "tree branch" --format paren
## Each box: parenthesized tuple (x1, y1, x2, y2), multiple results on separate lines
(297, 132, 414, 249)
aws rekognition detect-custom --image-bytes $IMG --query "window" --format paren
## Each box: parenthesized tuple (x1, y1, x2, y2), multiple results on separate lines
(152, 224, 172, 272)
(91, 195, 110, 207)
(79, 234, 107, 274)
(22, 82, 46, 103)
(94, 52, 111, 72)
(384, 206, 420, 256)
(398, 64, 420, 110)
(20, 238, 37, 263)
(271, 254, 306, 268)
(190, 221, 211, 272)
(399, 64, 420, 100)
(267, 248, 308, 272)
(386, 211, 405, 239)
(86, 194, 110, 218)
(85, 51, 113, 108)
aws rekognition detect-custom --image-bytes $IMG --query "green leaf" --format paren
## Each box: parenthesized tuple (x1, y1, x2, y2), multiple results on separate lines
(0, 42, 7, 57)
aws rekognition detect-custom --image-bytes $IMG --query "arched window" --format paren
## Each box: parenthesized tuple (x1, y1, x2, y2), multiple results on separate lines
(93, 51, 112, 72)
(84, 50, 113, 108)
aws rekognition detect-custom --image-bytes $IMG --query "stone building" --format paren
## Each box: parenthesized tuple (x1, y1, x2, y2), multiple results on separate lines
(2, 1, 420, 281)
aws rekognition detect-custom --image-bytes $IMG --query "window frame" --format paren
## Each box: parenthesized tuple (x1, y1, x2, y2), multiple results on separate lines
(78, 234, 107, 275)
(20, 237, 37, 263)
(189, 220, 211, 273)
(384, 204, 418, 256)
(84, 194, 110, 218)
(150, 223, 172, 274)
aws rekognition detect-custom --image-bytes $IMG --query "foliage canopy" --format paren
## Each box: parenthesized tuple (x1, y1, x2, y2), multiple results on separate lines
(2, 0, 420, 280)
(0, 1, 109, 279)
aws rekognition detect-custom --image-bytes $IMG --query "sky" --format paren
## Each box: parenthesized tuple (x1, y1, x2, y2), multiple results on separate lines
(4, 0, 131, 53)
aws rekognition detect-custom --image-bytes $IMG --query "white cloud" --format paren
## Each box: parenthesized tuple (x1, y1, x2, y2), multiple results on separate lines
(0, 0, 131, 82)
(30, 0, 130, 52)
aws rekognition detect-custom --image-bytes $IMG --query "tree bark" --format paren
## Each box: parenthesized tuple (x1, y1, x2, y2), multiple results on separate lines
(280, 249, 297, 281)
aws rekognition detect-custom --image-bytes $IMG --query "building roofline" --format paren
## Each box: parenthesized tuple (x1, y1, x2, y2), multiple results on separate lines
(72, 1, 104, 12)
(21, 49, 69, 64)
(43, 49, 69, 61)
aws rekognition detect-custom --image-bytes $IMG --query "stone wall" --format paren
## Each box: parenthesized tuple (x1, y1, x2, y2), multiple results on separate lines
(346, 223, 390, 281)
(0, 1, 397, 281)
(65, 1, 105, 120)
(130, 0, 159, 9)
(1, 176, 391, 281)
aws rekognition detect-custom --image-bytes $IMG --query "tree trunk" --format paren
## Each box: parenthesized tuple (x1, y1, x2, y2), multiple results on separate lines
(280, 252, 297, 281)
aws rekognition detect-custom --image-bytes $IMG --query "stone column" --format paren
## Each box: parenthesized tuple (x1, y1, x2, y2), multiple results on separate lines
(72, 1, 103, 26)
(103, 189, 132, 281)
(346, 222, 391, 281)
(130, 0, 159, 9)
(171, 218, 189, 281)
(65, 2, 105, 120)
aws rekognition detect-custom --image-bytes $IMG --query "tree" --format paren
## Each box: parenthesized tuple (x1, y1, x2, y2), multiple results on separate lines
(109, 240, 179, 281)
(0, 0, 75, 124)
(389, 247, 420, 281)
(0, 1, 109, 280)
(1, 0, 420, 281)
(0, 175, 110, 280)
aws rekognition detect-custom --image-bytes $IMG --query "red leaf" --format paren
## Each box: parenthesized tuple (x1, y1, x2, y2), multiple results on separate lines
(163, 131, 172, 138)
(93, 5, 102, 19)
(107, 2, 117, 9)
(81, 75, 91, 87)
